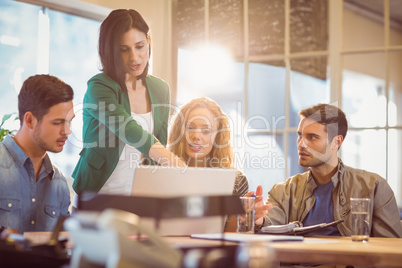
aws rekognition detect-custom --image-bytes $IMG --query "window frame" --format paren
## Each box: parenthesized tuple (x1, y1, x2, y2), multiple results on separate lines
(173, 0, 402, 204)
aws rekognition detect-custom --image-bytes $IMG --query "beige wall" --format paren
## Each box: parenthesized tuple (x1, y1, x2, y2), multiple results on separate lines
(81, 0, 174, 89)
(343, 9, 402, 87)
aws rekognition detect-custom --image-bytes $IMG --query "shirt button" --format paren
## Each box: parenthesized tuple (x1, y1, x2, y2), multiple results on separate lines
(52, 211, 56, 215)
(8, 203, 12, 208)
(32, 198, 36, 203)
(31, 220, 35, 225)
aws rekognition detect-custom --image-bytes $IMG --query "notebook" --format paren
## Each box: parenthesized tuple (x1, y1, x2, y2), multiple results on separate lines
(130, 165, 238, 236)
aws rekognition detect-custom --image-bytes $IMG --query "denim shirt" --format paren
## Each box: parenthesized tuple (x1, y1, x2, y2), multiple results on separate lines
(0, 135, 70, 233)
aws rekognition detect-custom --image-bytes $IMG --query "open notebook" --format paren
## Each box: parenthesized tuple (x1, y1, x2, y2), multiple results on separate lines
(130, 166, 238, 236)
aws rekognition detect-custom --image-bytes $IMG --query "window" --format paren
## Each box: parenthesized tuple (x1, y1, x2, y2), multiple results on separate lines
(175, 0, 402, 204)
(342, 0, 402, 203)
(175, 0, 330, 199)
(47, 9, 101, 176)
(0, 1, 40, 117)
(0, 0, 102, 177)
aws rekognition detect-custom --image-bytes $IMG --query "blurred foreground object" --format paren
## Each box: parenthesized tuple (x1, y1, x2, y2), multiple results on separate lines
(64, 209, 182, 268)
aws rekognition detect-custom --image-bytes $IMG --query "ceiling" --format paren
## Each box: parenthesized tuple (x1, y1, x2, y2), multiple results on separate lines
(344, 0, 402, 31)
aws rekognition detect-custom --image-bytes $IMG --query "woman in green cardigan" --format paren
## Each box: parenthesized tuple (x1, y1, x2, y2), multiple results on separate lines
(72, 9, 184, 200)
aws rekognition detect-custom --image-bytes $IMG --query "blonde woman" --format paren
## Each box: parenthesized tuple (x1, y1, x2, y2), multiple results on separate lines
(169, 97, 248, 231)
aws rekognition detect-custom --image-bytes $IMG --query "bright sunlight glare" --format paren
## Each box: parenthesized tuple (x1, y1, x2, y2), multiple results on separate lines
(189, 45, 234, 89)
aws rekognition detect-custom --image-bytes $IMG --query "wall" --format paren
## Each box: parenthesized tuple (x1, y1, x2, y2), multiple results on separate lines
(343, 8, 402, 87)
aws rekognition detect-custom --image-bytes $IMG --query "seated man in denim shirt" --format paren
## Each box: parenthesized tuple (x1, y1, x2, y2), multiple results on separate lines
(0, 74, 75, 233)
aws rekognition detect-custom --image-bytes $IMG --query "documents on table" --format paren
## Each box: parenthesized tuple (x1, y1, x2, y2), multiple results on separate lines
(190, 233, 304, 242)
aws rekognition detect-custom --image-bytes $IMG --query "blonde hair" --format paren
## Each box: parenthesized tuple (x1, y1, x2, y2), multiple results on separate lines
(168, 97, 234, 168)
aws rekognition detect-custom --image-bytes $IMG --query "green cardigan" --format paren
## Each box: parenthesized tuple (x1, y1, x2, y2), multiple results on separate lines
(72, 73, 170, 193)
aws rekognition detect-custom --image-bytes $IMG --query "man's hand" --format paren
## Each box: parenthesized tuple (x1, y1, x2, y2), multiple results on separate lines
(244, 185, 272, 226)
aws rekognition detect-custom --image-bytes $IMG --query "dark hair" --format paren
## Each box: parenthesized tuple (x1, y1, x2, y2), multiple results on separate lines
(18, 74, 74, 125)
(99, 9, 150, 90)
(298, 103, 348, 142)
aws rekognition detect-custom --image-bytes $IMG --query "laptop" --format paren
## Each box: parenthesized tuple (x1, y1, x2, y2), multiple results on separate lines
(130, 165, 238, 236)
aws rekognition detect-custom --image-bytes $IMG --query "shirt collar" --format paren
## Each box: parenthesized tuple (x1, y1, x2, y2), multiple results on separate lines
(306, 158, 344, 187)
(4, 135, 55, 180)
(3, 135, 30, 166)
(40, 154, 55, 180)
(331, 158, 345, 187)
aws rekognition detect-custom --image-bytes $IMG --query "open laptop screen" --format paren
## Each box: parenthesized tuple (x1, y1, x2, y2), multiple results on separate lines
(131, 166, 237, 235)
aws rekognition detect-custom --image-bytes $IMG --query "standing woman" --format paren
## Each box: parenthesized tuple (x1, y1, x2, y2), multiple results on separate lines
(168, 97, 249, 231)
(72, 9, 184, 198)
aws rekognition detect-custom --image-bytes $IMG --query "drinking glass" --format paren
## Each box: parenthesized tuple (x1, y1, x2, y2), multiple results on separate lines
(237, 196, 255, 234)
(350, 198, 370, 242)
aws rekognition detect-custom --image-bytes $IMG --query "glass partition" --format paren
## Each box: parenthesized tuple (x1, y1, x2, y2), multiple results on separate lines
(0, 0, 101, 178)
(243, 133, 286, 200)
(343, 0, 385, 50)
(248, 61, 286, 129)
(342, 53, 386, 128)
(341, 129, 387, 179)
(0, 0, 40, 118)
(47, 9, 101, 177)
(289, 57, 330, 128)
(248, 0, 284, 56)
(290, 0, 328, 53)
(388, 129, 402, 202)
(388, 51, 402, 127)
(389, 0, 402, 47)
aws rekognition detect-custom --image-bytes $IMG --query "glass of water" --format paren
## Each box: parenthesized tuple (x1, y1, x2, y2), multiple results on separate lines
(237, 196, 256, 234)
(350, 198, 370, 242)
